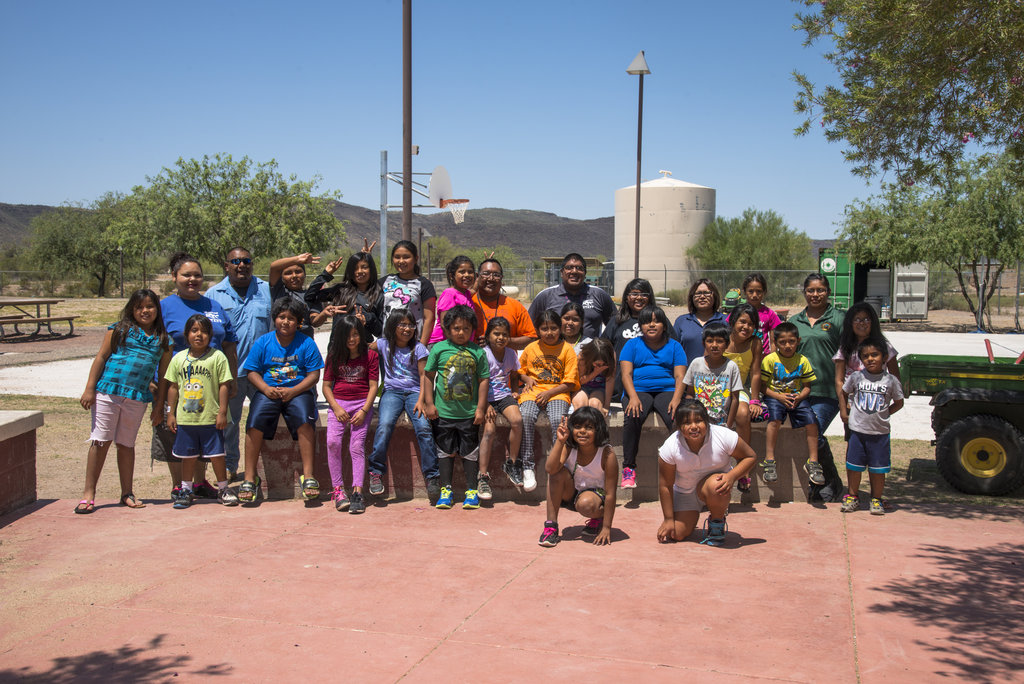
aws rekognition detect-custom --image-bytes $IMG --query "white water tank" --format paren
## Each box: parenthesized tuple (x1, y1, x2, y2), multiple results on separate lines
(613, 173, 716, 296)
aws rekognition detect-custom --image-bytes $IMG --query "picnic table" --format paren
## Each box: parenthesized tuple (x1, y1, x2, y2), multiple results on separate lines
(0, 297, 78, 339)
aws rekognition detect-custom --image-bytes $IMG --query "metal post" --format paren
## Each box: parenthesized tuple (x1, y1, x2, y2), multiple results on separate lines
(380, 150, 389, 268)
(402, 0, 413, 242)
(119, 246, 124, 297)
(633, 72, 644, 279)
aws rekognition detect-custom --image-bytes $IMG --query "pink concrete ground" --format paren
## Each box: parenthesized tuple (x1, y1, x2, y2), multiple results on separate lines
(0, 497, 1021, 683)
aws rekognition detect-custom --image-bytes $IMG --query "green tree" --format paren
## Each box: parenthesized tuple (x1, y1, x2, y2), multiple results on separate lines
(793, 0, 1024, 184)
(687, 208, 816, 272)
(133, 154, 345, 264)
(30, 193, 127, 296)
(842, 154, 1024, 328)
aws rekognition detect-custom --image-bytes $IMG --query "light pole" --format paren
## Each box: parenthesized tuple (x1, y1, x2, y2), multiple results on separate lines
(627, 50, 650, 280)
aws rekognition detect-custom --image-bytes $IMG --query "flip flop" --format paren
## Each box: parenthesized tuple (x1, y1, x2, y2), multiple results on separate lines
(119, 493, 146, 508)
(74, 500, 95, 514)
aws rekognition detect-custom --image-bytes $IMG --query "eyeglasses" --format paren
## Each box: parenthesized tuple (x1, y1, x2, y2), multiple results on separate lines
(562, 264, 585, 272)
(626, 292, 650, 299)
(852, 317, 872, 324)
(479, 271, 503, 280)
(397, 323, 417, 330)
(229, 258, 253, 265)
(693, 291, 713, 298)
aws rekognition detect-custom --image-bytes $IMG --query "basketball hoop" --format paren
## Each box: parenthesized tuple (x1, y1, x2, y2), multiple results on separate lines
(441, 198, 469, 224)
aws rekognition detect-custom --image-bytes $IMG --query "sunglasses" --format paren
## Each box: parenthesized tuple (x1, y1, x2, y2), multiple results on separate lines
(229, 258, 253, 265)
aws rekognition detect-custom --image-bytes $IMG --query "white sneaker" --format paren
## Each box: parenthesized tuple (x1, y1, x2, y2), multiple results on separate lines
(522, 468, 537, 492)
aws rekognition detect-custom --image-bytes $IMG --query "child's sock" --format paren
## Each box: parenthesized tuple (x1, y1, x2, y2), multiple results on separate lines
(181, 481, 193, 493)
(438, 457, 454, 487)
(216, 480, 229, 491)
(462, 458, 479, 489)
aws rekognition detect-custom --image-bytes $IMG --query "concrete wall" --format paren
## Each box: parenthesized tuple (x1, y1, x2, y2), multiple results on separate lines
(0, 411, 43, 515)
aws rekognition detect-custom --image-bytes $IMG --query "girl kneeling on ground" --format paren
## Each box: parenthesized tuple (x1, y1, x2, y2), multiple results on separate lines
(538, 408, 619, 547)
(657, 399, 757, 546)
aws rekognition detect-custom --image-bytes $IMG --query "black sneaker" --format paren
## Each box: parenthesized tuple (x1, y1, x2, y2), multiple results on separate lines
(503, 458, 524, 487)
(426, 477, 441, 504)
(192, 480, 219, 499)
(538, 521, 560, 547)
(349, 491, 366, 514)
(368, 472, 385, 496)
(172, 488, 193, 509)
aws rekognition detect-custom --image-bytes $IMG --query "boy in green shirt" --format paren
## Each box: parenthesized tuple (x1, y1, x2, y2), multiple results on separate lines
(424, 305, 490, 510)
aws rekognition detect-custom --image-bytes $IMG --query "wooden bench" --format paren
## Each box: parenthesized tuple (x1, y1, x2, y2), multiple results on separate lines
(0, 315, 79, 339)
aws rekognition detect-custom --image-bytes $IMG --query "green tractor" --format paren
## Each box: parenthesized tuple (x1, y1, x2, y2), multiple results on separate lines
(901, 350, 1024, 495)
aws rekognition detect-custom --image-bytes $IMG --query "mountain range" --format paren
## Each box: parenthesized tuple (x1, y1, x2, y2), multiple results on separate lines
(0, 201, 614, 261)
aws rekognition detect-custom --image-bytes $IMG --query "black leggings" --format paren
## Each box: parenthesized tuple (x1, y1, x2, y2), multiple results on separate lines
(622, 391, 675, 469)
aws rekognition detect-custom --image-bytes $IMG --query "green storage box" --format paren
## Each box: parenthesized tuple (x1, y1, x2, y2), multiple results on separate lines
(900, 354, 1024, 395)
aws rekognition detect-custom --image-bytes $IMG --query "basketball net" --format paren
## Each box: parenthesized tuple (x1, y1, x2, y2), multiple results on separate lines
(441, 199, 469, 224)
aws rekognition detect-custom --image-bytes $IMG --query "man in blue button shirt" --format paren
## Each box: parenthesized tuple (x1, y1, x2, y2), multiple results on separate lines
(206, 247, 273, 478)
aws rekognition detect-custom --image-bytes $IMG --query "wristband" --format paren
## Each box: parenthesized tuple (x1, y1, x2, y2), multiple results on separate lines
(749, 399, 761, 406)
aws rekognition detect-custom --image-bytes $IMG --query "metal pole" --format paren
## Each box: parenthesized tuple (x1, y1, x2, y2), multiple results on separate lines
(402, 0, 413, 242)
(119, 247, 124, 297)
(633, 73, 644, 279)
(380, 151, 388, 268)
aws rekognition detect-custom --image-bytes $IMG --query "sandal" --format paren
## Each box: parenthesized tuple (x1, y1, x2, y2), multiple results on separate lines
(119, 493, 146, 508)
(238, 476, 261, 505)
(301, 476, 320, 501)
(74, 499, 95, 514)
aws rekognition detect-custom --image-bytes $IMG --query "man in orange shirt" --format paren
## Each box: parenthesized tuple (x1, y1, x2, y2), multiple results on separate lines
(473, 259, 537, 349)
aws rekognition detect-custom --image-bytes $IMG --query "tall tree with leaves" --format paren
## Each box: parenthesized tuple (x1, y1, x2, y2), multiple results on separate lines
(793, 0, 1024, 184)
(842, 154, 1024, 328)
(688, 208, 816, 272)
(133, 154, 344, 264)
(30, 192, 127, 296)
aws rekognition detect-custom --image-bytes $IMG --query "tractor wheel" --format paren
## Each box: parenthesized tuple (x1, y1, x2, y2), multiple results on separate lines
(935, 415, 1024, 495)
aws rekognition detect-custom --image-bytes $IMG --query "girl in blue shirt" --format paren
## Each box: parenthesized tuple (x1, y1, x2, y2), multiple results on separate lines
(619, 306, 688, 489)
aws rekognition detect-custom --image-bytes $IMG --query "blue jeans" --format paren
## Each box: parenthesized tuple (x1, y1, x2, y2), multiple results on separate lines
(368, 389, 439, 479)
(224, 376, 255, 473)
(807, 396, 843, 501)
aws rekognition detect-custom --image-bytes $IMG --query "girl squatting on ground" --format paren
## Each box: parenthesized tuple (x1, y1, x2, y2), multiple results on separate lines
(164, 314, 236, 508)
(76, 290, 172, 514)
(322, 315, 379, 514)
(538, 408, 619, 547)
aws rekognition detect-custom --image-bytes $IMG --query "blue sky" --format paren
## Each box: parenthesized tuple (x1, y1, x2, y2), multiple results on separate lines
(0, 1, 876, 239)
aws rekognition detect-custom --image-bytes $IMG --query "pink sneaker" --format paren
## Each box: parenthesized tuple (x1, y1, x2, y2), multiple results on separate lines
(621, 467, 636, 488)
(582, 518, 601, 536)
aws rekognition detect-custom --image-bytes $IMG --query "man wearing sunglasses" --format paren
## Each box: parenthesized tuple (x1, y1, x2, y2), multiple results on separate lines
(528, 253, 614, 339)
(206, 246, 273, 479)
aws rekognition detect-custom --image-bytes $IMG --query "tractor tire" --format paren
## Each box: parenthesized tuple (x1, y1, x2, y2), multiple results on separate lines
(935, 414, 1024, 496)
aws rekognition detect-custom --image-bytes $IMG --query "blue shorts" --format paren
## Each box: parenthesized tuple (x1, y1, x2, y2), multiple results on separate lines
(763, 397, 816, 430)
(246, 390, 319, 440)
(846, 431, 891, 473)
(172, 425, 225, 459)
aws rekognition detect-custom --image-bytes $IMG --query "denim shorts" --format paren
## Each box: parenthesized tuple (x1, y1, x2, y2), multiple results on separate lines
(763, 397, 816, 429)
(246, 390, 318, 440)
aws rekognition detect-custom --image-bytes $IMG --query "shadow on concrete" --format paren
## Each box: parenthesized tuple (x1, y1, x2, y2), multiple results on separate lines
(0, 635, 232, 682)
(0, 498, 56, 530)
(887, 458, 1024, 521)
(868, 542, 1024, 683)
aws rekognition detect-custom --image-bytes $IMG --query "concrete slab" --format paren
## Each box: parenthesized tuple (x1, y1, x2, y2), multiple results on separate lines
(2, 497, 1021, 681)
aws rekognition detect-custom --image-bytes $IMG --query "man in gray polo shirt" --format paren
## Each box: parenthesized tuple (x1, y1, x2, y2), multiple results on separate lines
(527, 253, 615, 338)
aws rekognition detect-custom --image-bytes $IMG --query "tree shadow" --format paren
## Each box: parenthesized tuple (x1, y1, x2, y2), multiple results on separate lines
(868, 542, 1024, 683)
(0, 634, 232, 682)
(886, 458, 1024, 521)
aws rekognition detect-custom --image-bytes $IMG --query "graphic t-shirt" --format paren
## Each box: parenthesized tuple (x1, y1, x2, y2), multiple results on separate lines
(684, 357, 744, 425)
(165, 348, 233, 426)
(323, 349, 379, 402)
(517, 340, 579, 404)
(241, 331, 324, 389)
(843, 370, 904, 435)
(379, 275, 437, 334)
(425, 340, 489, 420)
(160, 294, 237, 354)
(484, 345, 520, 402)
(755, 305, 782, 356)
(377, 338, 428, 393)
(760, 352, 816, 396)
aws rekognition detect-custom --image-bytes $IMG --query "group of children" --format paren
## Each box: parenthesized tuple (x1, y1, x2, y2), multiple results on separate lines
(76, 250, 905, 548)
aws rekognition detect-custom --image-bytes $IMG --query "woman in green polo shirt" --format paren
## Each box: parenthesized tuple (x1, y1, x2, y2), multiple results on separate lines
(790, 273, 845, 502)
